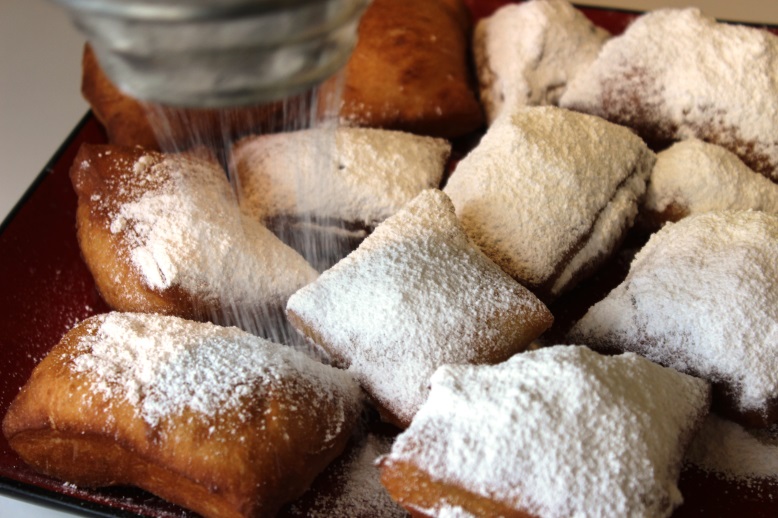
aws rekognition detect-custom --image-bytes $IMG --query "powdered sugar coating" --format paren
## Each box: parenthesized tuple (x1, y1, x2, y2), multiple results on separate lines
(444, 105, 654, 298)
(287, 189, 552, 426)
(474, 0, 610, 123)
(232, 127, 450, 227)
(97, 151, 317, 307)
(686, 414, 778, 480)
(382, 346, 710, 518)
(70, 312, 362, 429)
(560, 8, 778, 181)
(569, 210, 778, 416)
(644, 139, 778, 223)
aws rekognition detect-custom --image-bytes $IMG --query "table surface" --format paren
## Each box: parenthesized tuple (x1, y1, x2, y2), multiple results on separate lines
(1, 0, 776, 516)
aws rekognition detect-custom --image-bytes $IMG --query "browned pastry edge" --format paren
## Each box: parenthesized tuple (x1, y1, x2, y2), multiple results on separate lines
(379, 458, 536, 518)
(637, 201, 689, 231)
(318, 0, 484, 139)
(2, 316, 359, 518)
(69, 144, 203, 319)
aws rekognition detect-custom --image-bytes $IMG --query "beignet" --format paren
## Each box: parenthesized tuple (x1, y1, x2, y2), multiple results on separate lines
(559, 8, 778, 181)
(287, 189, 553, 428)
(473, 0, 610, 123)
(568, 210, 778, 427)
(318, 0, 484, 138)
(232, 127, 450, 270)
(70, 144, 317, 337)
(641, 139, 778, 230)
(379, 346, 711, 518)
(444, 105, 655, 301)
(2, 312, 363, 518)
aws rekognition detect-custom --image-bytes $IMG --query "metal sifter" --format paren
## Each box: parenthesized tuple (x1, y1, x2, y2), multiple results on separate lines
(50, 0, 368, 107)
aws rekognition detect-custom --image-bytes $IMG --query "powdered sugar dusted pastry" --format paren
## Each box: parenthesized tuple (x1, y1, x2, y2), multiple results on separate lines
(232, 127, 450, 229)
(641, 139, 778, 229)
(379, 346, 711, 518)
(287, 190, 553, 428)
(318, 0, 484, 138)
(2, 312, 363, 518)
(444, 105, 655, 301)
(70, 144, 318, 337)
(568, 210, 778, 427)
(473, 0, 610, 123)
(560, 8, 778, 181)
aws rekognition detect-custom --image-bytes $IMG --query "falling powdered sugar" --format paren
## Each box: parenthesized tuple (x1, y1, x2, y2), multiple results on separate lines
(232, 127, 450, 227)
(70, 312, 361, 428)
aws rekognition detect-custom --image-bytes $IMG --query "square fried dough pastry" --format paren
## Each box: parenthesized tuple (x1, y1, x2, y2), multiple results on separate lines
(233, 127, 450, 228)
(444, 105, 655, 302)
(379, 345, 711, 518)
(568, 210, 778, 428)
(559, 8, 778, 182)
(232, 127, 450, 270)
(641, 139, 778, 230)
(82, 44, 281, 151)
(473, 0, 610, 123)
(70, 144, 317, 336)
(2, 312, 363, 518)
(317, 0, 484, 139)
(286, 189, 553, 428)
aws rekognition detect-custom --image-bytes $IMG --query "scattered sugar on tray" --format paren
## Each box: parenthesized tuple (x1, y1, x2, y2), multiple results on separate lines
(106, 151, 317, 306)
(70, 313, 361, 429)
(381, 346, 711, 518)
(474, 0, 610, 122)
(289, 434, 405, 517)
(569, 210, 778, 415)
(686, 413, 778, 480)
(644, 139, 778, 218)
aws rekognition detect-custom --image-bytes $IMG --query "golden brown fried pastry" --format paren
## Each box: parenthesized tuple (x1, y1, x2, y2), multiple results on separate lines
(318, 0, 484, 138)
(2, 312, 363, 518)
(82, 44, 282, 151)
(559, 8, 778, 182)
(70, 143, 317, 337)
(287, 190, 552, 428)
(379, 346, 711, 518)
(444, 105, 655, 302)
(568, 210, 778, 428)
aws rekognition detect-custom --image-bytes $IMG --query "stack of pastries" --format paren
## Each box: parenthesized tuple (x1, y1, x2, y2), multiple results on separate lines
(4, 1, 778, 517)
